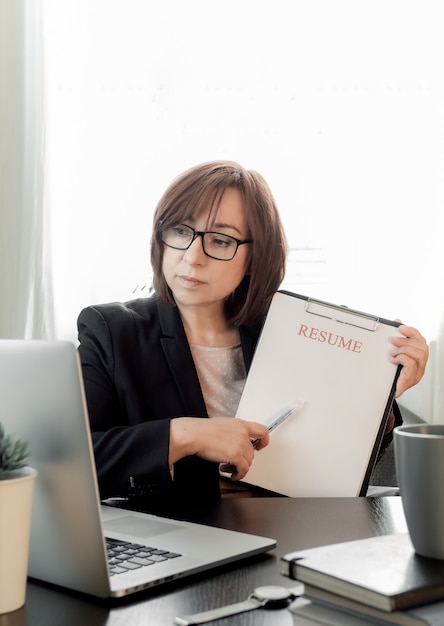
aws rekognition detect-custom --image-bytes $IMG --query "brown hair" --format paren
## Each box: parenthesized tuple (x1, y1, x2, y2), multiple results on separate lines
(150, 160, 288, 326)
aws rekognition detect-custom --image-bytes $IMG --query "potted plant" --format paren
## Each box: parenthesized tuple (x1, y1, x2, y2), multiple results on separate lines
(0, 422, 37, 614)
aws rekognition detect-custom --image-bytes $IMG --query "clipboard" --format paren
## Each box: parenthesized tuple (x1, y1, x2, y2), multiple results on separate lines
(236, 290, 402, 497)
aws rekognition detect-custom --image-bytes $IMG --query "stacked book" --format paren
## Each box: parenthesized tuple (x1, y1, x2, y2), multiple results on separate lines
(281, 533, 444, 625)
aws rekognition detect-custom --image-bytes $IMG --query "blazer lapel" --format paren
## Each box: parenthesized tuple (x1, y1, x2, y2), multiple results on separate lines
(156, 299, 264, 416)
(240, 323, 263, 373)
(157, 301, 208, 417)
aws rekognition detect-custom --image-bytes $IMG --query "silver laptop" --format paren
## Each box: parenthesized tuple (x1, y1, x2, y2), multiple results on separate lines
(0, 340, 276, 599)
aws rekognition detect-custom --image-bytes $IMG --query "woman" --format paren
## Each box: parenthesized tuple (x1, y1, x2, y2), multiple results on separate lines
(77, 160, 428, 509)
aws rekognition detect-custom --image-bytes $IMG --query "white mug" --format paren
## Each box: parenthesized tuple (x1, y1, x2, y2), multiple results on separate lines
(394, 423, 444, 559)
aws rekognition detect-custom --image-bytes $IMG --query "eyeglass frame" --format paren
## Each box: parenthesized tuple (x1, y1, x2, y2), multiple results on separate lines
(159, 222, 253, 261)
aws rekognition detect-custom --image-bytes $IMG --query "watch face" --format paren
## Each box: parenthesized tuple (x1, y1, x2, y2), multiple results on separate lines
(253, 585, 293, 602)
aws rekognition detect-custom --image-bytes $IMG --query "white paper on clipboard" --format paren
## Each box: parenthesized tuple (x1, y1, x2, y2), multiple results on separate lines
(236, 291, 402, 497)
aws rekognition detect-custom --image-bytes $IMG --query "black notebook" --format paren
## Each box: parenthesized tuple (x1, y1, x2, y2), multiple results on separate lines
(295, 584, 444, 626)
(281, 533, 444, 613)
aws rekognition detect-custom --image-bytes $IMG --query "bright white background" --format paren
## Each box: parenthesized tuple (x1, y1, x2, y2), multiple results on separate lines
(2, 0, 443, 420)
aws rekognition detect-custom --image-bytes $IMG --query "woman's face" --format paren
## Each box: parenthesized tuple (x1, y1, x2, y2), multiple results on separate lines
(162, 187, 251, 316)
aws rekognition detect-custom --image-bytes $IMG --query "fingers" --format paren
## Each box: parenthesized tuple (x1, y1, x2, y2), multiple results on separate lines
(392, 324, 427, 346)
(219, 462, 236, 475)
(391, 325, 429, 398)
(196, 417, 269, 481)
(172, 416, 270, 481)
(220, 460, 249, 482)
(218, 448, 253, 482)
(249, 422, 270, 451)
(220, 420, 269, 481)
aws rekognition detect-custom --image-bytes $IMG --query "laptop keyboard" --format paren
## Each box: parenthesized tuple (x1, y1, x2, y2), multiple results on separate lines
(106, 537, 182, 576)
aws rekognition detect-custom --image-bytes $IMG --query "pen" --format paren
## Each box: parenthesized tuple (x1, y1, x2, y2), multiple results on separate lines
(251, 399, 305, 447)
(267, 406, 295, 435)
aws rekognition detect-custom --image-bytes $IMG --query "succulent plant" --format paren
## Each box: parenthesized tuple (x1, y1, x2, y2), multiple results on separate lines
(0, 422, 30, 478)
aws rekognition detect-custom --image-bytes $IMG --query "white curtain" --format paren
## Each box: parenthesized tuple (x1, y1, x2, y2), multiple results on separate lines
(7, 0, 444, 422)
(0, 0, 53, 339)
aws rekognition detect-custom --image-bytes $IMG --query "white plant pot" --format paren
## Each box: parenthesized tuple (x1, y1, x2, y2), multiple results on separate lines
(0, 467, 37, 614)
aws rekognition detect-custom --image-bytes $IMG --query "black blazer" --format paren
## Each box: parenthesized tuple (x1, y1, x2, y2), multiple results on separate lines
(78, 294, 402, 510)
(77, 295, 263, 508)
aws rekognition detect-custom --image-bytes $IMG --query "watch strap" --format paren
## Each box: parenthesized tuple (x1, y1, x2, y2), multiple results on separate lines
(174, 596, 263, 625)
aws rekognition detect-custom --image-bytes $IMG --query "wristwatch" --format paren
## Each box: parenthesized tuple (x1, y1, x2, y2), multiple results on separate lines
(174, 584, 302, 625)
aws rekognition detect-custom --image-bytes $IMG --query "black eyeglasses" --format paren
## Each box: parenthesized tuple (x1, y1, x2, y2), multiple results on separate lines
(160, 223, 252, 261)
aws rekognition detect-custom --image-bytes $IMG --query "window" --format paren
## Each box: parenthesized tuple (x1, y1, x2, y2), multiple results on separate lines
(40, 0, 443, 419)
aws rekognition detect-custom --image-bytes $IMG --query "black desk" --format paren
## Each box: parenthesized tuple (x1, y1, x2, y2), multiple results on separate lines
(3, 497, 408, 626)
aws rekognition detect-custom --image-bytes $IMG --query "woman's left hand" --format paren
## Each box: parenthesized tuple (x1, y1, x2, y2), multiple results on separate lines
(391, 325, 429, 398)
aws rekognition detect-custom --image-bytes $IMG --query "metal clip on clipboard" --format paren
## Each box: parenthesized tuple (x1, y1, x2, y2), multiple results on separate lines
(305, 298, 380, 331)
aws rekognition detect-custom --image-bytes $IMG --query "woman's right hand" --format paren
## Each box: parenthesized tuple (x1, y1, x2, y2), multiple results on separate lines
(169, 416, 269, 481)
